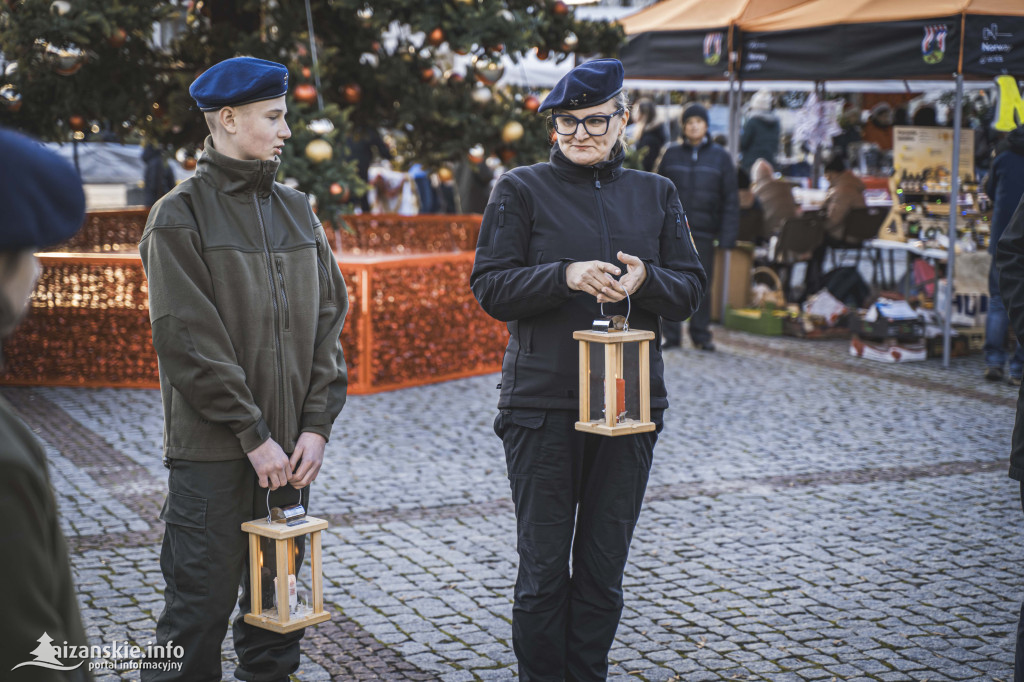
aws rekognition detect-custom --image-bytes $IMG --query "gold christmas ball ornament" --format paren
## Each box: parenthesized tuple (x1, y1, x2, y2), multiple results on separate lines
(49, 0, 70, 16)
(305, 139, 333, 163)
(47, 43, 86, 76)
(471, 85, 493, 105)
(437, 167, 454, 183)
(501, 120, 524, 144)
(472, 56, 504, 85)
(1, 84, 22, 112)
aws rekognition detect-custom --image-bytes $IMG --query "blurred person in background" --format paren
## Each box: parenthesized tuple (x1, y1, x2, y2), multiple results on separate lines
(0, 127, 93, 681)
(739, 90, 780, 173)
(631, 97, 669, 173)
(656, 103, 738, 351)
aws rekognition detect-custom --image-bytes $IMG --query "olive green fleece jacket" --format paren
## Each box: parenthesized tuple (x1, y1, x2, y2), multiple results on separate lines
(140, 137, 348, 461)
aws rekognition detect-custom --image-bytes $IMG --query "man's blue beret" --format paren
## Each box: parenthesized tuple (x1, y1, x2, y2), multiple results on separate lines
(189, 57, 289, 112)
(539, 58, 624, 113)
(0, 128, 85, 251)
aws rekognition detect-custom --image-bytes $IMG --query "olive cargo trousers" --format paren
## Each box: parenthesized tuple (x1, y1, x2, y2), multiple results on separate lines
(143, 458, 308, 682)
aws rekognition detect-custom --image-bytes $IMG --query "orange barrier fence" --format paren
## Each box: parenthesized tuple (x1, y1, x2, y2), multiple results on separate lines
(58, 208, 483, 256)
(1, 251, 507, 394)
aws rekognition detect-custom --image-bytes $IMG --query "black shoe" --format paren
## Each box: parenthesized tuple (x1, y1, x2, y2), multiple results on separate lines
(695, 341, 716, 352)
(661, 341, 681, 349)
(985, 366, 1004, 382)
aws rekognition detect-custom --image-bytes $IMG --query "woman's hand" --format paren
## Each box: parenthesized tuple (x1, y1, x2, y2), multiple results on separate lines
(566, 260, 624, 301)
(613, 252, 647, 301)
(566, 251, 646, 303)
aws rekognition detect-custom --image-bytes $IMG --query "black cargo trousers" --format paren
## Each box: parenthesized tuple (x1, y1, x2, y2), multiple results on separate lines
(494, 408, 662, 681)
(142, 458, 309, 682)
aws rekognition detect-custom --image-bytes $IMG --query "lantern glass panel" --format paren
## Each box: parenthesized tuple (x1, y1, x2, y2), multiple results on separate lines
(587, 340, 642, 425)
(255, 535, 314, 622)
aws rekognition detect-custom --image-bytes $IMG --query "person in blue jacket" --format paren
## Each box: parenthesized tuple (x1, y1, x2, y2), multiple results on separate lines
(471, 59, 706, 681)
(656, 103, 739, 351)
(984, 124, 1024, 384)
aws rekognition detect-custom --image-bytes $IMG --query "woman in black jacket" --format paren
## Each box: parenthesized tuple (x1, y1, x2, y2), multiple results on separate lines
(471, 59, 706, 681)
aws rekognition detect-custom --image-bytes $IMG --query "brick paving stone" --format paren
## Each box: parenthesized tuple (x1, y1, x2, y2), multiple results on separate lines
(6, 323, 1022, 680)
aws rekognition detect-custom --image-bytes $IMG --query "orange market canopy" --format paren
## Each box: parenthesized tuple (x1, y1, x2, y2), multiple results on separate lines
(620, 0, 1024, 80)
(618, 0, 807, 79)
(736, 0, 1024, 79)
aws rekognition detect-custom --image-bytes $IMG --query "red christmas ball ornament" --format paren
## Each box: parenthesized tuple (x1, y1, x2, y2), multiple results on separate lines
(301, 66, 312, 80)
(182, 157, 197, 171)
(107, 27, 127, 48)
(428, 28, 445, 47)
(499, 147, 517, 163)
(524, 95, 540, 112)
(535, 47, 549, 61)
(420, 67, 437, 84)
(552, 0, 569, 16)
(330, 182, 344, 196)
(294, 83, 318, 104)
(342, 83, 362, 104)
(68, 115, 87, 132)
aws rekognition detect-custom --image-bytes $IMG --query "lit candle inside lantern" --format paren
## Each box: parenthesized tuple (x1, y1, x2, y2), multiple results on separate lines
(616, 377, 625, 416)
(274, 574, 297, 610)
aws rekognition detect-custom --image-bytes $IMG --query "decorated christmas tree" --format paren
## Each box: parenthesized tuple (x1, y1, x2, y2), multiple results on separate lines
(0, 0, 622, 217)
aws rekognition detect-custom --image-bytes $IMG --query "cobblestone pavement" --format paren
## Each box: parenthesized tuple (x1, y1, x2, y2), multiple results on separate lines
(4, 326, 1022, 681)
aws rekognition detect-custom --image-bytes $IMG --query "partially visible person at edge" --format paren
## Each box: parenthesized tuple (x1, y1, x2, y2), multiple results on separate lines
(806, 155, 866, 295)
(631, 97, 668, 173)
(139, 57, 349, 682)
(994, 160, 1024, 682)
(655, 102, 738, 351)
(0, 127, 93, 681)
(739, 90, 781, 173)
(470, 58, 706, 681)
(750, 158, 799, 241)
(984, 123, 1024, 385)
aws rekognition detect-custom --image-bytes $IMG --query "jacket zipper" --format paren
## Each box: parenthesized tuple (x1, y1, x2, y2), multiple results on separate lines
(592, 169, 612, 262)
(314, 233, 333, 302)
(253, 175, 285, 440)
(275, 258, 290, 331)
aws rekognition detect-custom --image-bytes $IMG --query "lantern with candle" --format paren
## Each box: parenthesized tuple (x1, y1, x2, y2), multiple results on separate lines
(574, 294, 655, 436)
(241, 491, 330, 633)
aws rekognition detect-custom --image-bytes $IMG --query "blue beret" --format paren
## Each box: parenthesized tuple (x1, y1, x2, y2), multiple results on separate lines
(189, 57, 289, 112)
(539, 58, 624, 113)
(0, 128, 85, 251)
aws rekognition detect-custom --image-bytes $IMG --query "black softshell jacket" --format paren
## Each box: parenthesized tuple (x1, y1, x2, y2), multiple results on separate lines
(471, 144, 707, 412)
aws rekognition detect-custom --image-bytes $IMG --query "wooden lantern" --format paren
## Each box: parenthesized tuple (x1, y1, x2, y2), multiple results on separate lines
(241, 498, 330, 633)
(574, 299, 656, 436)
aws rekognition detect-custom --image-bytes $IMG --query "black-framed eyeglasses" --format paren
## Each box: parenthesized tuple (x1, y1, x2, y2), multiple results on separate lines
(550, 107, 625, 137)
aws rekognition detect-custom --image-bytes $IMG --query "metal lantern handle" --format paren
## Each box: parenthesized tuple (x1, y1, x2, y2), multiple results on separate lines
(266, 487, 304, 523)
(599, 290, 630, 331)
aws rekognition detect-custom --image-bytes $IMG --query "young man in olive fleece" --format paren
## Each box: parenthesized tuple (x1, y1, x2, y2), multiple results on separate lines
(139, 57, 348, 682)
